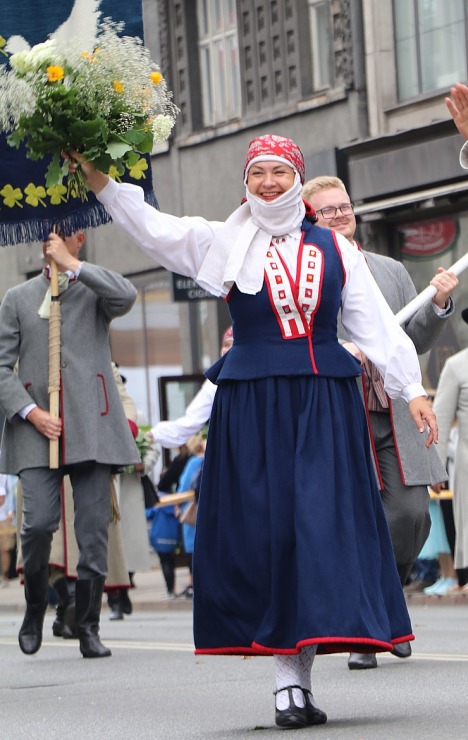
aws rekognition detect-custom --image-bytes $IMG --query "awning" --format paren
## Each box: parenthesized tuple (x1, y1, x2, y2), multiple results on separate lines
(354, 180, 468, 216)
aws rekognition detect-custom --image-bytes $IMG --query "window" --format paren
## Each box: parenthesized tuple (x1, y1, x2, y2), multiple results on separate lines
(197, 0, 241, 125)
(308, 0, 333, 90)
(394, 0, 468, 101)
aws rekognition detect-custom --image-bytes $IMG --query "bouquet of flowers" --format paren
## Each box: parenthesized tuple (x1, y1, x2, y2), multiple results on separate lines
(134, 426, 153, 463)
(0, 20, 178, 200)
(123, 425, 153, 475)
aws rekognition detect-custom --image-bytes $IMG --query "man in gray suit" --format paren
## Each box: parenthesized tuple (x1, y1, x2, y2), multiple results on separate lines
(302, 176, 458, 669)
(0, 230, 140, 658)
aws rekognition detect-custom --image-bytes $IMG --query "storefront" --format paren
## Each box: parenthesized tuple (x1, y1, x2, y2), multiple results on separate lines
(344, 121, 468, 389)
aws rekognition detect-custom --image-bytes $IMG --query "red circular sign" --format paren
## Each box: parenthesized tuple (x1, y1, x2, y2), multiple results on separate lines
(399, 218, 457, 257)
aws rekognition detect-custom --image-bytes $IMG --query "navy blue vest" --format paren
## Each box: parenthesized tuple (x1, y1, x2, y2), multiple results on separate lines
(207, 218, 362, 383)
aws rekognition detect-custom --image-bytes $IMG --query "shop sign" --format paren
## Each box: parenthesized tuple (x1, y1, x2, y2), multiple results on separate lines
(171, 273, 217, 301)
(399, 218, 458, 257)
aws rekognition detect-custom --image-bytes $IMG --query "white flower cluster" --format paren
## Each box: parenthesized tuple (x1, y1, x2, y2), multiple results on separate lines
(152, 115, 176, 143)
(0, 66, 36, 130)
(10, 39, 60, 75)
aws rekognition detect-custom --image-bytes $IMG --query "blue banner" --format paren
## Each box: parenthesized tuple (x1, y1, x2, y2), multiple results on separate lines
(0, 0, 158, 246)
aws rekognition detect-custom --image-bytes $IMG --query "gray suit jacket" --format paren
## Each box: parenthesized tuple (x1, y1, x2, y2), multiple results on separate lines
(0, 263, 140, 474)
(339, 250, 449, 486)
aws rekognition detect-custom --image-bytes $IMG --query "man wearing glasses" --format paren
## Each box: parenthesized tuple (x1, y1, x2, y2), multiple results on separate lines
(302, 176, 458, 670)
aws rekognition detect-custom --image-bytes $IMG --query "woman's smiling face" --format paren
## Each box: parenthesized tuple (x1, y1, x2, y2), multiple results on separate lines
(246, 161, 296, 202)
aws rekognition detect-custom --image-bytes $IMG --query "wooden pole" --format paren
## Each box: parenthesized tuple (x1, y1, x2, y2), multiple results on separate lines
(155, 490, 195, 508)
(48, 257, 61, 469)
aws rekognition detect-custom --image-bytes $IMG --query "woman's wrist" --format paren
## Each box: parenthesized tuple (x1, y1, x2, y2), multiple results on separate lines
(83, 167, 109, 194)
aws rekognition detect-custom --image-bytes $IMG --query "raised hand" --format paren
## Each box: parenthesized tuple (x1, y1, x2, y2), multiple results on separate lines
(63, 150, 109, 194)
(445, 82, 468, 139)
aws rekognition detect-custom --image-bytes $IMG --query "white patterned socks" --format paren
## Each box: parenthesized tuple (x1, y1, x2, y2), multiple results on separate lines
(274, 654, 305, 709)
(297, 644, 317, 692)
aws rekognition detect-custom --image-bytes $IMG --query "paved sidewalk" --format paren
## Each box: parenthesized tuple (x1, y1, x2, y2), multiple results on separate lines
(0, 552, 193, 614)
(2, 556, 468, 614)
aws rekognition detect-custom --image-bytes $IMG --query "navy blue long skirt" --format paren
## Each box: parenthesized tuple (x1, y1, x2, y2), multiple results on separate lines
(193, 375, 413, 656)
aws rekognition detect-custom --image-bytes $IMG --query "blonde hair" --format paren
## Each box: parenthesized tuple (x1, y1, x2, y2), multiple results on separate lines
(186, 432, 205, 456)
(301, 175, 347, 203)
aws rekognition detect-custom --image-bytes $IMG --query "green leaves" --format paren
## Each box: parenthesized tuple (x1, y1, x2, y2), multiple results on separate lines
(124, 128, 154, 153)
(69, 117, 108, 144)
(45, 152, 63, 188)
(106, 140, 133, 159)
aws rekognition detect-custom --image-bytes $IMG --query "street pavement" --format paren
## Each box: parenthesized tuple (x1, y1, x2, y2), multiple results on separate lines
(2, 564, 468, 739)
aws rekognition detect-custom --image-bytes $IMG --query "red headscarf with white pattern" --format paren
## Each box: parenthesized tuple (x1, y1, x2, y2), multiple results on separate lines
(243, 134, 305, 184)
(196, 136, 305, 296)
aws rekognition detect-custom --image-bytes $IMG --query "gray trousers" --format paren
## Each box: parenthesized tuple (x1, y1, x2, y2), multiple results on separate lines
(20, 462, 112, 580)
(370, 411, 430, 571)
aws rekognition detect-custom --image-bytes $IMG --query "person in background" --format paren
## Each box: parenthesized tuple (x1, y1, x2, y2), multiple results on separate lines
(417, 498, 457, 596)
(174, 432, 206, 599)
(146, 498, 180, 598)
(420, 401, 460, 598)
(302, 175, 456, 670)
(156, 445, 191, 494)
(151, 326, 233, 450)
(106, 366, 156, 620)
(438, 421, 468, 591)
(0, 230, 139, 658)
(67, 135, 437, 730)
(431, 307, 468, 584)
(149, 448, 189, 599)
(149, 328, 232, 599)
(0, 472, 17, 587)
(405, 555, 440, 594)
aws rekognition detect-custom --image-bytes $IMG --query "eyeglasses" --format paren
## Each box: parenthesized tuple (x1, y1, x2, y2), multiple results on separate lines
(315, 203, 354, 219)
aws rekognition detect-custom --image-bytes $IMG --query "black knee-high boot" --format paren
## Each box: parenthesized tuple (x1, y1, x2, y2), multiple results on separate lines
(52, 577, 76, 638)
(76, 577, 111, 658)
(18, 566, 49, 655)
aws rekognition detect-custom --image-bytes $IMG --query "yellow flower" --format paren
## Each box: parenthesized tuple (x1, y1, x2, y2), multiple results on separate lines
(108, 165, 123, 182)
(150, 71, 163, 85)
(47, 65, 64, 82)
(128, 157, 148, 180)
(113, 80, 124, 93)
(80, 51, 94, 61)
(0, 184, 23, 208)
(47, 183, 68, 205)
(24, 183, 47, 207)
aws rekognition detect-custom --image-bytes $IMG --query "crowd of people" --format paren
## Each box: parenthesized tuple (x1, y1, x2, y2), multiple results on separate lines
(0, 82, 468, 731)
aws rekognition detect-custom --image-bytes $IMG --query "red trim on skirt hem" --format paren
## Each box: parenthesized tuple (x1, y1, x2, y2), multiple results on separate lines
(194, 634, 415, 656)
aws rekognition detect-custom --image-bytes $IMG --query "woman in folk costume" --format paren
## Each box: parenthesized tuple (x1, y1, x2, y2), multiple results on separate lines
(70, 135, 437, 729)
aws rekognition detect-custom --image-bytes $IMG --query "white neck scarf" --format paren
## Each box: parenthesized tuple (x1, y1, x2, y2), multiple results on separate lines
(196, 174, 305, 296)
(38, 269, 72, 319)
